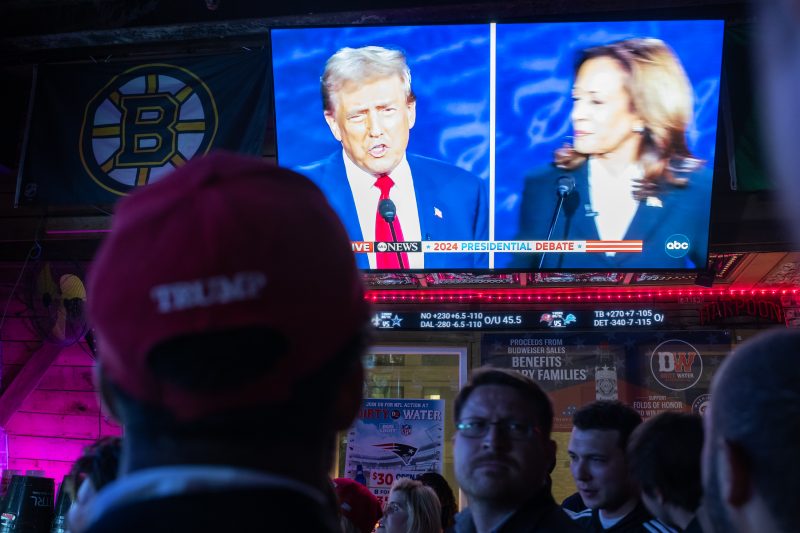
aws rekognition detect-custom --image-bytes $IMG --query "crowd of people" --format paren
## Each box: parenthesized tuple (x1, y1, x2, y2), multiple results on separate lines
(40, 145, 793, 533)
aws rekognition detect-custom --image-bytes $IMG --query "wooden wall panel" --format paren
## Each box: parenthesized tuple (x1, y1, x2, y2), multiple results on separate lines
(6, 412, 104, 439)
(0, 282, 112, 481)
(2, 340, 94, 366)
(17, 390, 101, 416)
(1, 340, 41, 365)
(0, 265, 117, 484)
(52, 343, 95, 367)
(36, 365, 94, 391)
(8, 435, 95, 463)
(0, 317, 37, 343)
(3, 459, 75, 485)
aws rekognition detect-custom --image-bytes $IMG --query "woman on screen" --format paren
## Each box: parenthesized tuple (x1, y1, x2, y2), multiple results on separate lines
(514, 37, 711, 270)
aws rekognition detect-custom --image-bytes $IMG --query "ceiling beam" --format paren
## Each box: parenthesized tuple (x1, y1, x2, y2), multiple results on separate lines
(1, 0, 748, 58)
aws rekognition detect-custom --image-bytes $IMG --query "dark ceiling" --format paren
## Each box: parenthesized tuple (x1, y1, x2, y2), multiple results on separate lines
(3, 0, 796, 293)
(1, 0, 749, 60)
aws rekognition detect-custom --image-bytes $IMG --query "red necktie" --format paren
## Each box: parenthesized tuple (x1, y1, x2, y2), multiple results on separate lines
(374, 175, 408, 269)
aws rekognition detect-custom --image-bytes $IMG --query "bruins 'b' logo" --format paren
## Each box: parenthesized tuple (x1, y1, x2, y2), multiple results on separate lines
(79, 64, 219, 195)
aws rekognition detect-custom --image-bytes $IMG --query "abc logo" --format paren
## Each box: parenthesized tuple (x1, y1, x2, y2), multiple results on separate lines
(664, 234, 690, 258)
(376, 242, 388, 252)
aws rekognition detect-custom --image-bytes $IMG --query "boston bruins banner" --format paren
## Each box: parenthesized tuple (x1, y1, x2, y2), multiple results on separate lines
(17, 50, 269, 205)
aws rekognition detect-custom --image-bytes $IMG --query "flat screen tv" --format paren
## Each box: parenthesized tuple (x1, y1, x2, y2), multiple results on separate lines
(271, 20, 724, 272)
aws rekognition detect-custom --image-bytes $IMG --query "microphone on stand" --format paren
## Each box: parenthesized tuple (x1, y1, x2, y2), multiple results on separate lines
(538, 176, 576, 270)
(556, 175, 576, 197)
(378, 198, 406, 270)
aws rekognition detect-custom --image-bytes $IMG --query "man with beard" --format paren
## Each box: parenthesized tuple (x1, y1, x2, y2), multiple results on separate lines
(567, 401, 672, 532)
(452, 368, 579, 533)
(702, 328, 800, 533)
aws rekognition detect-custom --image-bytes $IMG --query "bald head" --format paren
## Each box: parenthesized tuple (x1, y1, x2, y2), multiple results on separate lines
(704, 328, 800, 533)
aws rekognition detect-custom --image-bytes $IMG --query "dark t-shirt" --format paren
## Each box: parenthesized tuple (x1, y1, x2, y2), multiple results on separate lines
(568, 501, 678, 533)
(455, 489, 582, 533)
(682, 516, 705, 533)
(562, 492, 587, 513)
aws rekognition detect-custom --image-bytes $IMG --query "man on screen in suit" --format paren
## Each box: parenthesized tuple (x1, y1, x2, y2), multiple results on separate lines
(297, 45, 488, 270)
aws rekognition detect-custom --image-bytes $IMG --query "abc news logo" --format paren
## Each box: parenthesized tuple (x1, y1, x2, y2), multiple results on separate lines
(664, 234, 690, 258)
(376, 241, 422, 253)
(352, 242, 422, 253)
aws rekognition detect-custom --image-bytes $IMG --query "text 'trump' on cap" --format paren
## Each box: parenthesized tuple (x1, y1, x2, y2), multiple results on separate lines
(88, 150, 369, 421)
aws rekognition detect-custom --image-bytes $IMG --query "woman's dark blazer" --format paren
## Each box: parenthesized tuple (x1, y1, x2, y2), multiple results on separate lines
(512, 160, 712, 270)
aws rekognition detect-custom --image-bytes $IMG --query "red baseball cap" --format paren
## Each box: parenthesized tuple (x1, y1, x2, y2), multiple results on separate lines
(88, 150, 369, 421)
(333, 478, 383, 533)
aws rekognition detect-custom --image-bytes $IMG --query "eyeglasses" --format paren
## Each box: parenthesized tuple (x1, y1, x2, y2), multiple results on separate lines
(456, 419, 540, 440)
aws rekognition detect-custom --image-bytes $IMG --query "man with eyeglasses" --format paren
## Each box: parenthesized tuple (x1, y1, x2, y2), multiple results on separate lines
(453, 368, 580, 533)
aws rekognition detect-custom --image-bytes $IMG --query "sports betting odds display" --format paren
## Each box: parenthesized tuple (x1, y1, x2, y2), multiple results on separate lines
(272, 20, 724, 272)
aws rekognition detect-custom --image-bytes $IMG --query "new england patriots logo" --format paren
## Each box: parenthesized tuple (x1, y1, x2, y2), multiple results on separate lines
(373, 443, 418, 465)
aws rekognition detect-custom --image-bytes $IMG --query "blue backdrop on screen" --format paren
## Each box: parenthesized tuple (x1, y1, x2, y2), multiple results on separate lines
(271, 25, 491, 177)
(272, 21, 724, 271)
(492, 20, 724, 268)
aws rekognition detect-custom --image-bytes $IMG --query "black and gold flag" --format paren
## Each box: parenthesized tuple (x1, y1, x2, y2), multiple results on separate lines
(17, 50, 269, 205)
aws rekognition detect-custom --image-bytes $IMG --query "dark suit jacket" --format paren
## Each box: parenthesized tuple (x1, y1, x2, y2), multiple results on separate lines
(297, 152, 489, 269)
(455, 489, 582, 533)
(512, 161, 711, 270)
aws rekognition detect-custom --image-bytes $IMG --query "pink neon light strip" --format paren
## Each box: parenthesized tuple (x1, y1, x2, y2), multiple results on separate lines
(364, 288, 799, 303)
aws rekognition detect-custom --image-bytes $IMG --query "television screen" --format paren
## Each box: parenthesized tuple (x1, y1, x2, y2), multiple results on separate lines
(271, 20, 724, 272)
